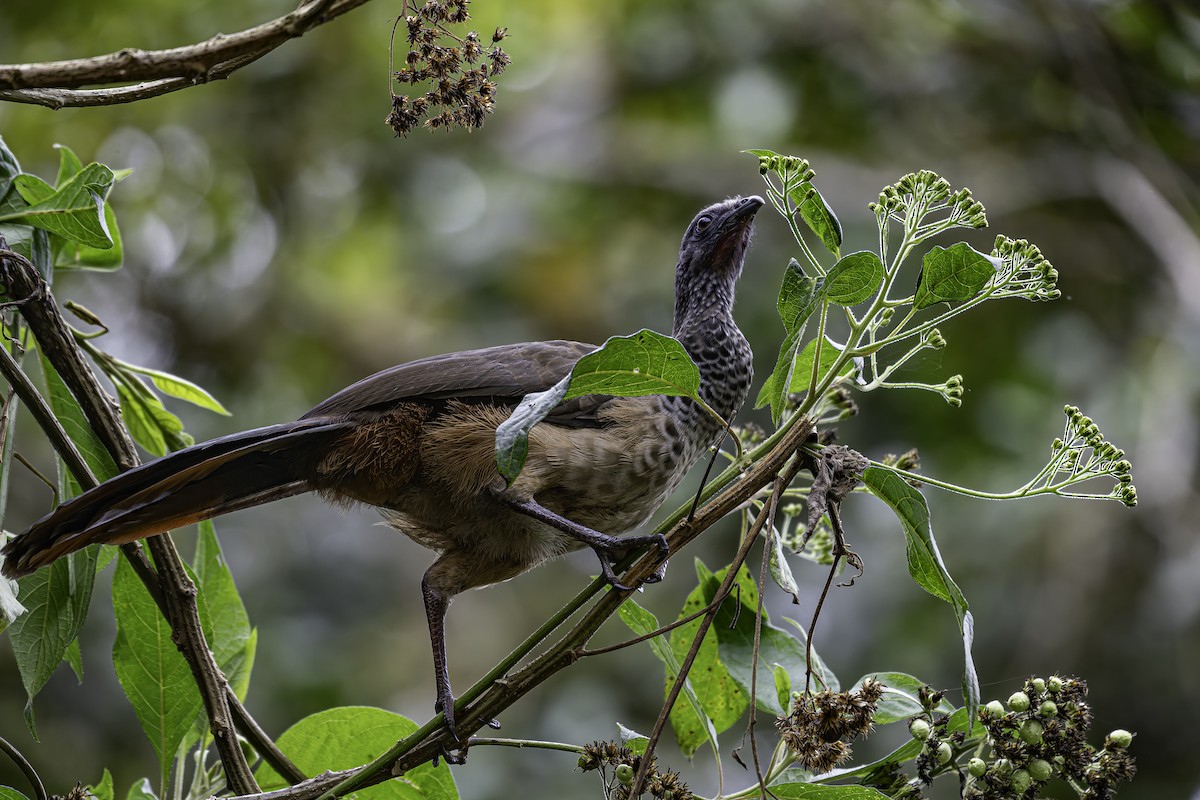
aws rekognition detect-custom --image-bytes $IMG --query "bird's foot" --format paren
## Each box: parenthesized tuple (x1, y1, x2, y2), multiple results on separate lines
(591, 532, 669, 592)
(432, 693, 501, 766)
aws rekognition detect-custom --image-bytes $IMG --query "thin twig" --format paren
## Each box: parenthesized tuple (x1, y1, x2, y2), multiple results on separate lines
(0, 0, 370, 108)
(578, 590, 730, 658)
(12, 451, 59, 501)
(0, 735, 47, 800)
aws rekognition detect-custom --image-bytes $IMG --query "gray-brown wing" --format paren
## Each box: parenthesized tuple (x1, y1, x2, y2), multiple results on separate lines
(302, 339, 600, 419)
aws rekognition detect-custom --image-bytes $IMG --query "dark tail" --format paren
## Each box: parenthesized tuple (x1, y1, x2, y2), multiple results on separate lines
(2, 418, 351, 578)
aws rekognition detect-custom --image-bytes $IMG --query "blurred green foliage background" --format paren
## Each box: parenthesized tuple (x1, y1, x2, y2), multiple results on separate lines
(1, 0, 1197, 797)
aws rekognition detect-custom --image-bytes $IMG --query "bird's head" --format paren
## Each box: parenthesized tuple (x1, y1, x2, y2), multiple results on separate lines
(673, 195, 764, 326)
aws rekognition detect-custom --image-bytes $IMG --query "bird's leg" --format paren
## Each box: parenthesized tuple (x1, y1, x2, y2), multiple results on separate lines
(490, 491, 669, 591)
(421, 570, 468, 764)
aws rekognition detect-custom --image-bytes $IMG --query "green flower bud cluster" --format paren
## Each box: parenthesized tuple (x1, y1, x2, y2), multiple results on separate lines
(939, 374, 965, 407)
(756, 154, 815, 185)
(922, 328, 947, 350)
(1058, 406, 1139, 507)
(870, 170, 987, 231)
(989, 236, 1061, 301)
(966, 676, 1136, 799)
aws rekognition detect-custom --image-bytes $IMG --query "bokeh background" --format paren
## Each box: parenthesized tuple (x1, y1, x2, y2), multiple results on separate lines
(1, 0, 1197, 798)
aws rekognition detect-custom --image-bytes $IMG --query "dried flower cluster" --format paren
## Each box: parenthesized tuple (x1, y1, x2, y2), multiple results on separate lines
(775, 678, 883, 773)
(386, 0, 509, 136)
(577, 741, 694, 800)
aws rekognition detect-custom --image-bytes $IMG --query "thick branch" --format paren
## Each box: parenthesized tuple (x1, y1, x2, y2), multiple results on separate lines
(0, 0, 372, 108)
(0, 248, 261, 793)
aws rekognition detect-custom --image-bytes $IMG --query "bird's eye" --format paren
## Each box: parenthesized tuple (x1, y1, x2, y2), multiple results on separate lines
(695, 215, 713, 233)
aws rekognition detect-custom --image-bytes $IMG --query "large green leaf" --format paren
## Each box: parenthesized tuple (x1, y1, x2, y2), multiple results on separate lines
(0, 163, 116, 248)
(193, 521, 254, 701)
(913, 243, 997, 310)
(861, 466, 979, 722)
(112, 556, 203, 789)
(49, 145, 123, 270)
(666, 561, 748, 756)
(618, 595, 720, 761)
(255, 707, 458, 800)
(791, 182, 843, 259)
(824, 252, 884, 306)
(495, 330, 704, 482)
(120, 362, 230, 416)
(6, 354, 117, 732)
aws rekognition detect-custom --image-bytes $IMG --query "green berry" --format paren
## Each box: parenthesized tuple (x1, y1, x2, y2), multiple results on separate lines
(936, 742, 953, 764)
(1047, 675, 1064, 693)
(1012, 768, 1033, 793)
(1028, 759, 1053, 781)
(1019, 720, 1044, 745)
(1107, 729, 1134, 748)
(1008, 691, 1031, 712)
(1030, 678, 1046, 693)
(615, 764, 635, 785)
(909, 719, 932, 741)
(967, 757, 987, 777)
(1039, 700, 1058, 718)
(992, 758, 1013, 776)
(984, 700, 1005, 718)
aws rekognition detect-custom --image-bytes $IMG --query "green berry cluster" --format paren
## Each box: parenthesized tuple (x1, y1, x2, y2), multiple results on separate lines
(577, 741, 693, 800)
(969, 676, 1135, 799)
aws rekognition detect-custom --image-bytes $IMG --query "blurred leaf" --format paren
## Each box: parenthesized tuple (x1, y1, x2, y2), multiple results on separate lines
(124, 779, 157, 800)
(825, 252, 884, 306)
(255, 707, 458, 799)
(0, 788, 31, 800)
(112, 555, 201, 789)
(666, 560, 747, 755)
(743, 148, 783, 158)
(914, 243, 997, 310)
(862, 467, 979, 722)
(619, 594, 720, 760)
(89, 769, 115, 800)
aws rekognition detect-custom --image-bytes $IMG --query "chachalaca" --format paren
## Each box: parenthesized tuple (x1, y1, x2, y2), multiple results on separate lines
(1, 194, 763, 742)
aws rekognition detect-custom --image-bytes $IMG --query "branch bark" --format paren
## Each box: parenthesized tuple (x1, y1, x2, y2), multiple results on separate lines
(0, 0, 373, 108)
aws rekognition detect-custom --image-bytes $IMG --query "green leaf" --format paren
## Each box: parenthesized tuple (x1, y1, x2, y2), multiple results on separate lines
(825, 252, 884, 306)
(766, 785, 889, 799)
(665, 561, 747, 755)
(117, 382, 168, 457)
(0, 135, 20, 192)
(780, 618, 839, 692)
(0, 163, 116, 249)
(7, 355, 114, 732)
(89, 769, 115, 800)
(124, 779, 157, 800)
(497, 330, 705, 482)
(707, 565, 828, 715)
(789, 336, 859, 397)
(772, 663, 792, 714)
(0, 787, 32, 800)
(791, 182, 843, 258)
(913, 242, 998, 310)
(616, 722, 649, 756)
(53, 145, 85, 187)
(766, 525, 800, 603)
(57, 199, 123, 271)
(862, 466, 979, 723)
(817, 708, 973, 783)
(494, 374, 569, 484)
(619, 594, 720, 760)
(194, 521, 254, 701)
(562, 329, 700, 401)
(756, 262, 823, 423)
(742, 148, 783, 159)
(255, 707, 458, 800)
(120, 363, 230, 415)
(0, 223, 52, 280)
(112, 555, 202, 789)
(852, 672, 955, 725)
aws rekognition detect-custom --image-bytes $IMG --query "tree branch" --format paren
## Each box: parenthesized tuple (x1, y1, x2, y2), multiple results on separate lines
(0, 247, 263, 793)
(0, 0, 373, 109)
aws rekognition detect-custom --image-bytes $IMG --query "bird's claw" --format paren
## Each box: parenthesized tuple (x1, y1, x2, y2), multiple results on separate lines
(592, 533, 670, 592)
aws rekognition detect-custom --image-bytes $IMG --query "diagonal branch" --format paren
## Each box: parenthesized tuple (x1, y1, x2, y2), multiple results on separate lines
(0, 0, 373, 109)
